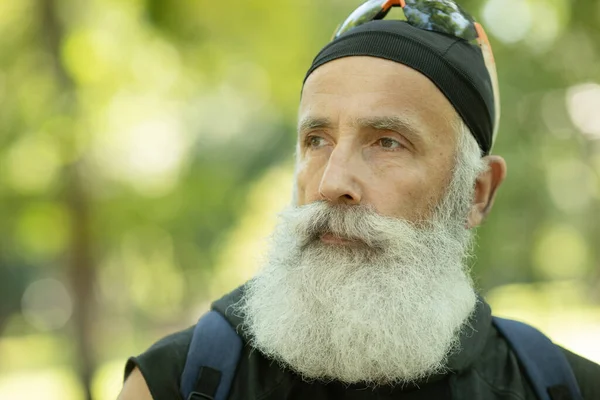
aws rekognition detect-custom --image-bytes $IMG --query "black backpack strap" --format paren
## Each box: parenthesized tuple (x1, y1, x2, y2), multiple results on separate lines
(492, 317, 583, 400)
(180, 310, 243, 400)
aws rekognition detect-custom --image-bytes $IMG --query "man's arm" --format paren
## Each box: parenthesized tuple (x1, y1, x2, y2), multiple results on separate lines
(117, 367, 153, 400)
(118, 326, 195, 399)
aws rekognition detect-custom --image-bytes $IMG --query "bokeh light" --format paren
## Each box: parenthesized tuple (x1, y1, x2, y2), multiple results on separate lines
(566, 82, 600, 140)
(482, 0, 532, 44)
(21, 279, 73, 332)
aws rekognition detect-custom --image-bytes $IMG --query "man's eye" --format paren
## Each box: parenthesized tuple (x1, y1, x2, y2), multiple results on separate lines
(378, 137, 403, 149)
(306, 135, 327, 149)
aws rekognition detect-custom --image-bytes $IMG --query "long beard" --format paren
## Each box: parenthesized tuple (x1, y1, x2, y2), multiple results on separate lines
(236, 178, 479, 386)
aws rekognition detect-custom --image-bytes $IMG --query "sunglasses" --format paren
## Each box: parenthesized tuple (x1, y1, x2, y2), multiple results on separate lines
(333, 0, 500, 145)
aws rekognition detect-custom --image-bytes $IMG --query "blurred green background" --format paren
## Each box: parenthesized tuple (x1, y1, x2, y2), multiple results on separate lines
(0, 0, 599, 398)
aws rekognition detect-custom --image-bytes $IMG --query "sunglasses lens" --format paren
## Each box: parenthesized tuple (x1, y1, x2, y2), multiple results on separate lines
(334, 0, 388, 38)
(403, 0, 477, 41)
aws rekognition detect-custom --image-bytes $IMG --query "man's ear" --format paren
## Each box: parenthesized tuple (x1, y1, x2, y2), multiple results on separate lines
(467, 155, 507, 228)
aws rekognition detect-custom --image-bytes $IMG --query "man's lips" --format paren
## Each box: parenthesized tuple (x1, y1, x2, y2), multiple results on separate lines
(320, 232, 357, 245)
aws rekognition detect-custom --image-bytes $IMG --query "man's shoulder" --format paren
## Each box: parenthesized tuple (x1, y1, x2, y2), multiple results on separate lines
(468, 318, 600, 399)
(122, 286, 247, 399)
(146, 325, 195, 355)
(124, 326, 195, 400)
(559, 347, 600, 400)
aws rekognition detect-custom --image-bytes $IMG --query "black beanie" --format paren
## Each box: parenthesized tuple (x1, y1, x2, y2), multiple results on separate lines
(303, 20, 496, 155)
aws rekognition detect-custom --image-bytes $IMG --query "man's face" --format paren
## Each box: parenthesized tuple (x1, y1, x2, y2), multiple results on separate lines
(238, 56, 491, 387)
(296, 56, 461, 222)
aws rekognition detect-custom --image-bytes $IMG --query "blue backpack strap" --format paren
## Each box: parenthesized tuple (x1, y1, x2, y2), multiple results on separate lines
(492, 317, 582, 400)
(180, 310, 243, 400)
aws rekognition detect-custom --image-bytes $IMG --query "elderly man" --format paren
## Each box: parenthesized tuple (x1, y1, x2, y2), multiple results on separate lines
(118, 1, 600, 399)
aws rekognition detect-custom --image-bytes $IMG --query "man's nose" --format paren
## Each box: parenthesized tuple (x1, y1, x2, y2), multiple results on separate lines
(318, 146, 362, 205)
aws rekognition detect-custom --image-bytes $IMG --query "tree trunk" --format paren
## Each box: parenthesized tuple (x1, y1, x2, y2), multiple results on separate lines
(39, 0, 96, 399)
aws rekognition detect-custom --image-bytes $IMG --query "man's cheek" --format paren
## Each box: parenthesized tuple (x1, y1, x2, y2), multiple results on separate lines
(295, 162, 322, 205)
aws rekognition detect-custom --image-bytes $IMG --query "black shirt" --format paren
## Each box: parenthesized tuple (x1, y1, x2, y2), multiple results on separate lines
(125, 287, 600, 400)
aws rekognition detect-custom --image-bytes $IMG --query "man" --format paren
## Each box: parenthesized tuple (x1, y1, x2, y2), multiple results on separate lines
(119, 1, 600, 399)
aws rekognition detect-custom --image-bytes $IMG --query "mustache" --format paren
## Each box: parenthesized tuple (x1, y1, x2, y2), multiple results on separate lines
(285, 201, 419, 249)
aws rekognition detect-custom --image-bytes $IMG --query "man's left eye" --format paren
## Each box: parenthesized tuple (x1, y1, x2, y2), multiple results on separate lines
(378, 137, 403, 149)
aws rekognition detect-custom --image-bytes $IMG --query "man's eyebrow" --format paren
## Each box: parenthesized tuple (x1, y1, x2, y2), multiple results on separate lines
(354, 116, 425, 143)
(297, 116, 331, 133)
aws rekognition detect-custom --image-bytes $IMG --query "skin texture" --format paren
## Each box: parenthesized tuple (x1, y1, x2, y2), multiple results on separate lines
(117, 367, 153, 400)
(117, 56, 507, 398)
(467, 153, 506, 228)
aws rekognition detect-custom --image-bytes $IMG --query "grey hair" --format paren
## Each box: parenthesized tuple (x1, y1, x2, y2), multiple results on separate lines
(454, 119, 489, 182)
(433, 118, 489, 226)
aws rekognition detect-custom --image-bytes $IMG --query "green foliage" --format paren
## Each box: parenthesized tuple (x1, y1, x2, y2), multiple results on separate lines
(0, 0, 599, 398)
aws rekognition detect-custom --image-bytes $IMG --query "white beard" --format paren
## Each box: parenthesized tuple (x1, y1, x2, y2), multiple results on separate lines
(236, 144, 484, 386)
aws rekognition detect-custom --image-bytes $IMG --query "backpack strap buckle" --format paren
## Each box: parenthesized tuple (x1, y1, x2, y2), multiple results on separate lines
(180, 311, 243, 400)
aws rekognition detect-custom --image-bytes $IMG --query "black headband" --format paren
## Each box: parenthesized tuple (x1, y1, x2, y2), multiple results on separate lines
(303, 20, 495, 155)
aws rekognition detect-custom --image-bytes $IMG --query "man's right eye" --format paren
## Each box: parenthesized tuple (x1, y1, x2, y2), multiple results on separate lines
(306, 135, 327, 149)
